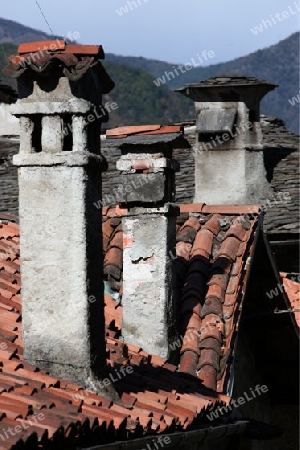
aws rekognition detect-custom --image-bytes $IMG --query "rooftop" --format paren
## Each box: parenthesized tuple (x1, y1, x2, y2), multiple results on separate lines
(0, 206, 298, 448)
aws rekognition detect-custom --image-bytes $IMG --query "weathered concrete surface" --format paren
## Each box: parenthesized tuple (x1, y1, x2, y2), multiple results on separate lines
(192, 101, 272, 204)
(17, 160, 105, 385)
(193, 148, 272, 205)
(176, 79, 276, 207)
(11, 66, 109, 388)
(122, 213, 178, 358)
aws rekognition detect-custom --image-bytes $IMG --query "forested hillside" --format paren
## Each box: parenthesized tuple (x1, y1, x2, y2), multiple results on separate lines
(0, 16, 298, 132)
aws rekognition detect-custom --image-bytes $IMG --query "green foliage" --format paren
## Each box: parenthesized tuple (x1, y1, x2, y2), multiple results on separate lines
(102, 62, 194, 128)
(0, 42, 18, 87)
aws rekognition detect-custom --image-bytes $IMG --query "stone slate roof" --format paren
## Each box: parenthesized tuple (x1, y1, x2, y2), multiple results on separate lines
(0, 115, 299, 234)
(101, 116, 299, 235)
(0, 138, 19, 216)
(175, 76, 277, 88)
(261, 115, 300, 234)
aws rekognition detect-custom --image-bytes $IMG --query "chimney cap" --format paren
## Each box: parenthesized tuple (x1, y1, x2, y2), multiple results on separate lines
(17, 40, 105, 58)
(3, 40, 115, 94)
(175, 75, 278, 91)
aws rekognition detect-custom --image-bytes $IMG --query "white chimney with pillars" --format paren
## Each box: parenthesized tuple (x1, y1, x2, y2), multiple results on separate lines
(7, 41, 115, 392)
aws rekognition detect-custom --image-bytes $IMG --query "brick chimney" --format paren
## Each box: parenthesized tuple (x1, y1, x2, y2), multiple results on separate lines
(6, 41, 115, 389)
(107, 126, 182, 359)
(175, 76, 277, 204)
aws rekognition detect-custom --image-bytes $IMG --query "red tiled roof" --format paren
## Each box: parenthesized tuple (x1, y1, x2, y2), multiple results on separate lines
(0, 217, 229, 449)
(104, 204, 261, 392)
(3, 41, 115, 94)
(18, 41, 104, 57)
(106, 125, 183, 139)
(280, 273, 300, 327)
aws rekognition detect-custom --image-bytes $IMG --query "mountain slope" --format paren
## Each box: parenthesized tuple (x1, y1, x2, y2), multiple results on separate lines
(0, 17, 298, 132)
(0, 44, 194, 128)
(105, 33, 299, 133)
(0, 17, 64, 45)
(102, 62, 194, 127)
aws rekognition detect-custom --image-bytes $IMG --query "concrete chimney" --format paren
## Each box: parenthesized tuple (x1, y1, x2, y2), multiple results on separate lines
(6, 41, 115, 388)
(175, 76, 277, 205)
(107, 126, 182, 359)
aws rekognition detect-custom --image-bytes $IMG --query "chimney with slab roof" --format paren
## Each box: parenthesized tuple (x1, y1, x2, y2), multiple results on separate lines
(107, 126, 183, 360)
(5, 41, 115, 390)
(175, 76, 277, 205)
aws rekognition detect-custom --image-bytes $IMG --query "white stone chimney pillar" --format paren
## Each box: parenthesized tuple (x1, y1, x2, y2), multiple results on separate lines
(8, 42, 115, 389)
(111, 128, 183, 359)
(175, 77, 277, 205)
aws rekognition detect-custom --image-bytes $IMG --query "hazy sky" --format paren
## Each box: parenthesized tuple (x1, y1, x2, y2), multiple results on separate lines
(1, 0, 299, 64)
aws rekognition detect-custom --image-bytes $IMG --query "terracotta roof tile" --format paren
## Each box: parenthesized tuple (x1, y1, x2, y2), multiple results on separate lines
(216, 237, 241, 262)
(106, 125, 182, 138)
(197, 365, 218, 391)
(176, 241, 192, 261)
(4, 42, 115, 95)
(203, 215, 222, 235)
(280, 273, 300, 327)
(0, 210, 262, 448)
(201, 297, 223, 319)
(192, 229, 214, 258)
(179, 350, 198, 376)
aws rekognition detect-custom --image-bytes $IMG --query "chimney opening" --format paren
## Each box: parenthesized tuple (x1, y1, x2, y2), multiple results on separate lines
(63, 116, 73, 151)
(249, 109, 258, 124)
(32, 116, 42, 153)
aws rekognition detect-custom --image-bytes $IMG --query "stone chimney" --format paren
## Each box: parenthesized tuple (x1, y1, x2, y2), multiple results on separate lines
(175, 76, 277, 205)
(107, 126, 182, 359)
(5, 41, 115, 388)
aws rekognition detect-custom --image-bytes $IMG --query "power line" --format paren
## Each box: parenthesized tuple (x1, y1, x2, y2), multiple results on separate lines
(35, 0, 55, 36)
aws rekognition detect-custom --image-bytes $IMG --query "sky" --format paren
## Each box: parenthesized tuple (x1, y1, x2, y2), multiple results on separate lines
(0, 0, 299, 65)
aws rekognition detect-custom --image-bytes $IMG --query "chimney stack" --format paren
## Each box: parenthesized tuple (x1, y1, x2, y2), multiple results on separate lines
(6, 41, 114, 387)
(107, 126, 182, 359)
(176, 76, 277, 205)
